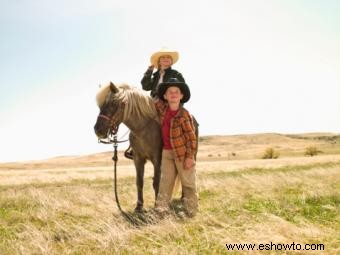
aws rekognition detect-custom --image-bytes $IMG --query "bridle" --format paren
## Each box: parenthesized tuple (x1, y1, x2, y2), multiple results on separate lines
(97, 113, 119, 135)
(97, 105, 127, 144)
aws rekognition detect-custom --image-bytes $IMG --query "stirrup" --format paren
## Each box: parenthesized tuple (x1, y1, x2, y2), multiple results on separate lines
(124, 146, 133, 160)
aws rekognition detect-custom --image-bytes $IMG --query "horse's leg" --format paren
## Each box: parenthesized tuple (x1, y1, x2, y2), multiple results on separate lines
(152, 159, 161, 203)
(134, 156, 146, 212)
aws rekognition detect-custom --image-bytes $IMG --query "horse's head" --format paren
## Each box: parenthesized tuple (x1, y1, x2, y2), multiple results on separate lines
(94, 82, 125, 139)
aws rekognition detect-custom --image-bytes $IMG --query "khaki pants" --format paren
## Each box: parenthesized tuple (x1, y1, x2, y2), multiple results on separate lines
(155, 149, 198, 216)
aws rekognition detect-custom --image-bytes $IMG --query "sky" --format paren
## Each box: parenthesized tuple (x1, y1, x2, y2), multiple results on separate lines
(0, 0, 339, 162)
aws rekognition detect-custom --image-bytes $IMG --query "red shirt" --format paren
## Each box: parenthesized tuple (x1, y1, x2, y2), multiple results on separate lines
(162, 108, 179, 149)
(155, 100, 197, 161)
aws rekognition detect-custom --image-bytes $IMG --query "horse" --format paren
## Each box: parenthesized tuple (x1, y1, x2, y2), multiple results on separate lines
(94, 82, 198, 212)
(94, 82, 162, 212)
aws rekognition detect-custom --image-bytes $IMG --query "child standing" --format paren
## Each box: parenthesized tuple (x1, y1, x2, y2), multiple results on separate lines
(154, 78, 198, 217)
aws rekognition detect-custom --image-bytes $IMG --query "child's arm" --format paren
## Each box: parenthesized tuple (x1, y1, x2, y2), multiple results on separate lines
(182, 113, 197, 160)
(153, 98, 167, 116)
(154, 98, 164, 108)
(141, 66, 154, 91)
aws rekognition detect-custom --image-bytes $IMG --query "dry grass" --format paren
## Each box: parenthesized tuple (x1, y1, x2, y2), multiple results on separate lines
(0, 133, 339, 254)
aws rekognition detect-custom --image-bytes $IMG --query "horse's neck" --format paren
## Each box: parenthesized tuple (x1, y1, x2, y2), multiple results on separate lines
(123, 115, 151, 133)
(120, 90, 157, 132)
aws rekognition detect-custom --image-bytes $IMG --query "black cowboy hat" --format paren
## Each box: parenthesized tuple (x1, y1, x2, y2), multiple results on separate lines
(157, 78, 191, 103)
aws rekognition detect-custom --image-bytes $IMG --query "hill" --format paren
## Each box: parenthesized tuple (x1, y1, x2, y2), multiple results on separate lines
(1, 132, 339, 170)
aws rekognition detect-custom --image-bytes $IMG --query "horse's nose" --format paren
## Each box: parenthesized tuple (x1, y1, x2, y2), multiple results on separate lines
(94, 123, 104, 138)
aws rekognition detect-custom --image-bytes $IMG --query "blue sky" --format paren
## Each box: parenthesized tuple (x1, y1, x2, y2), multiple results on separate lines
(0, 0, 339, 162)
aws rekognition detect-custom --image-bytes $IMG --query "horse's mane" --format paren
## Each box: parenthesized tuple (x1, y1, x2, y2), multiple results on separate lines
(96, 83, 157, 121)
(96, 84, 111, 107)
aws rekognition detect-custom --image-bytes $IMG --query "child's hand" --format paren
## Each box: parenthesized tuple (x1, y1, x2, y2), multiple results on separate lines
(184, 158, 195, 170)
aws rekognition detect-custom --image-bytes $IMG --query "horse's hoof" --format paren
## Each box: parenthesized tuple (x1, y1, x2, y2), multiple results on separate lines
(134, 206, 145, 213)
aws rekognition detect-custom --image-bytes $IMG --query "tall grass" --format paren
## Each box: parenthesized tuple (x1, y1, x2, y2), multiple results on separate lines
(0, 161, 339, 254)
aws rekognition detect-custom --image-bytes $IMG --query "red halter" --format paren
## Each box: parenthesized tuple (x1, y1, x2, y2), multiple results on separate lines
(97, 106, 124, 135)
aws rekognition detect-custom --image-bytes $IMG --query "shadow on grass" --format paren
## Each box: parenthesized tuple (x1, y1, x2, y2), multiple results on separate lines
(118, 210, 160, 227)
(115, 198, 187, 227)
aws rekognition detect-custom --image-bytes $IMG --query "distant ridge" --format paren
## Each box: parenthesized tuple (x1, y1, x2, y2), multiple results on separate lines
(0, 132, 339, 169)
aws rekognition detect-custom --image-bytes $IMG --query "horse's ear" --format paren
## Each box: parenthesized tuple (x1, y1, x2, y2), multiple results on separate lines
(109, 82, 119, 94)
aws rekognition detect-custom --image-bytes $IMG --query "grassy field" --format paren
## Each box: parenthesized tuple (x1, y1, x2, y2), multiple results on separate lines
(0, 133, 339, 254)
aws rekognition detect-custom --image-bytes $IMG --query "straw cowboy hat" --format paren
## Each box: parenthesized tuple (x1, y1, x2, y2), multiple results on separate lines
(150, 48, 179, 67)
(157, 78, 191, 103)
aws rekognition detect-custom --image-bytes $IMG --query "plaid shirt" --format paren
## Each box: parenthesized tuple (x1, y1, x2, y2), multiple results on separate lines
(155, 100, 197, 161)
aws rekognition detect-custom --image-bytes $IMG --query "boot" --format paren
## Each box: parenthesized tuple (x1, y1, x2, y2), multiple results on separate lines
(124, 146, 133, 160)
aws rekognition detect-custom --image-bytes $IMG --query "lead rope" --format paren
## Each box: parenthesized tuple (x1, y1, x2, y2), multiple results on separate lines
(99, 130, 140, 225)
(110, 134, 140, 225)
(112, 134, 157, 226)
(99, 123, 159, 225)
(99, 133, 143, 226)
(112, 135, 121, 211)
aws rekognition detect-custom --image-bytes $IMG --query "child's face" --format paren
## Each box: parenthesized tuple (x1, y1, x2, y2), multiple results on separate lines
(164, 86, 183, 104)
(158, 55, 173, 69)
